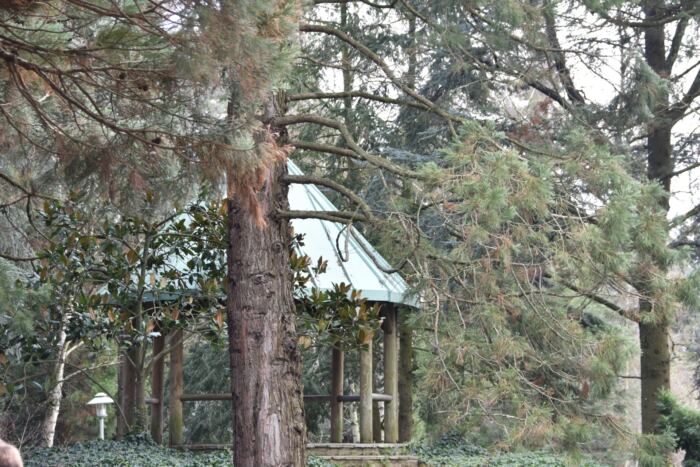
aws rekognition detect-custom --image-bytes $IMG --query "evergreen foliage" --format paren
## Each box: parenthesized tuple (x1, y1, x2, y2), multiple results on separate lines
(657, 390, 700, 466)
(1, 0, 699, 463)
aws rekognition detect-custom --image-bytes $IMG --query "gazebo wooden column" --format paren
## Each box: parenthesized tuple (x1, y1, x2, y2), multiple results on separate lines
(168, 329, 184, 446)
(330, 345, 344, 443)
(398, 311, 413, 442)
(372, 372, 382, 442)
(383, 304, 399, 443)
(359, 338, 373, 442)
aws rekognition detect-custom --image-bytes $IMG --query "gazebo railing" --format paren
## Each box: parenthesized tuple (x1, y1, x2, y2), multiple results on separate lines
(150, 305, 410, 447)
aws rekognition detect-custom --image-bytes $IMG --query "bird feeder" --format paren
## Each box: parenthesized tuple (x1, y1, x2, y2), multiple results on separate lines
(87, 392, 114, 440)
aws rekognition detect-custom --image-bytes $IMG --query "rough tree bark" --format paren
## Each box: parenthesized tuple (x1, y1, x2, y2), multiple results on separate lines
(117, 344, 146, 437)
(226, 128, 306, 464)
(117, 351, 134, 438)
(639, 0, 672, 434)
(150, 331, 166, 444)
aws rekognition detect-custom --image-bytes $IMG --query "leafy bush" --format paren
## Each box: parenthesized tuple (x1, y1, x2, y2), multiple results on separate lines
(411, 432, 606, 467)
(25, 439, 334, 467)
(26, 440, 230, 467)
(657, 390, 700, 466)
(417, 449, 606, 467)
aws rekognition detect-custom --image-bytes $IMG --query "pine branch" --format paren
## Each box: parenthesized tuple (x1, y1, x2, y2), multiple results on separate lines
(287, 91, 429, 111)
(668, 239, 700, 249)
(542, 0, 586, 105)
(666, 14, 689, 70)
(299, 23, 458, 134)
(274, 114, 423, 179)
(591, 4, 696, 28)
(662, 160, 700, 180)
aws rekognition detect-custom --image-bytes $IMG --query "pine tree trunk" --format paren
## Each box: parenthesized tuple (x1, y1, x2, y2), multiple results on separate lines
(640, 318, 670, 433)
(226, 159, 306, 466)
(639, 0, 673, 435)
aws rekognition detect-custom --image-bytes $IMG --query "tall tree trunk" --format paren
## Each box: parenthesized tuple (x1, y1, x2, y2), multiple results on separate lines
(132, 341, 148, 433)
(640, 0, 672, 435)
(117, 353, 130, 438)
(640, 319, 670, 432)
(150, 331, 166, 444)
(40, 315, 69, 447)
(226, 158, 306, 466)
(118, 342, 147, 436)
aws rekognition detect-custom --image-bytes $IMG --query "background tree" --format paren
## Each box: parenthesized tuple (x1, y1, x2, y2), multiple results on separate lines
(287, 0, 700, 457)
(417, 0, 700, 435)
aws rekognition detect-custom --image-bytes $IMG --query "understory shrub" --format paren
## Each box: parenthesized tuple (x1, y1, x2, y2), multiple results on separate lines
(657, 390, 700, 466)
(411, 432, 606, 466)
(25, 438, 335, 467)
(25, 439, 231, 467)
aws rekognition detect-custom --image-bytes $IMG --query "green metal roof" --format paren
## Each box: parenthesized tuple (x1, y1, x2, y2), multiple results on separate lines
(133, 161, 416, 308)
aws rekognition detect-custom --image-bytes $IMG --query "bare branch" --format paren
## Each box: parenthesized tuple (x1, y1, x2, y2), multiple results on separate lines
(313, 0, 397, 8)
(283, 174, 375, 221)
(290, 140, 361, 160)
(0, 252, 39, 262)
(670, 202, 700, 227)
(277, 209, 369, 223)
(544, 273, 639, 323)
(667, 67, 700, 123)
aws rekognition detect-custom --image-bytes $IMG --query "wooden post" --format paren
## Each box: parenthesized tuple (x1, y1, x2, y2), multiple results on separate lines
(398, 311, 414, 442)
(372, 371, 382, 442)
(168, 329, 184, 447)
(383, 304, 399, 443)
(330, 346, 344, 443)
(150, 331, 166, 444)
(359, 339, 373, 442)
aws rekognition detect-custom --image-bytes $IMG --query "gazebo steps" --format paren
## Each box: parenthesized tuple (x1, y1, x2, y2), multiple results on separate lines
(307, 443, 419, 466)
(314, 455, 419, 466)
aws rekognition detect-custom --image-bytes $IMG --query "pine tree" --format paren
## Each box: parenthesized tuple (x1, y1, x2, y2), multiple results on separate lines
(420, 0, 700, 436)
(289, 0, 699, 456)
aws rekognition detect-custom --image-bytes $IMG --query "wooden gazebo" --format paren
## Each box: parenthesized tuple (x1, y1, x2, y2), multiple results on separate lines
(142, 161, 418, 455)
